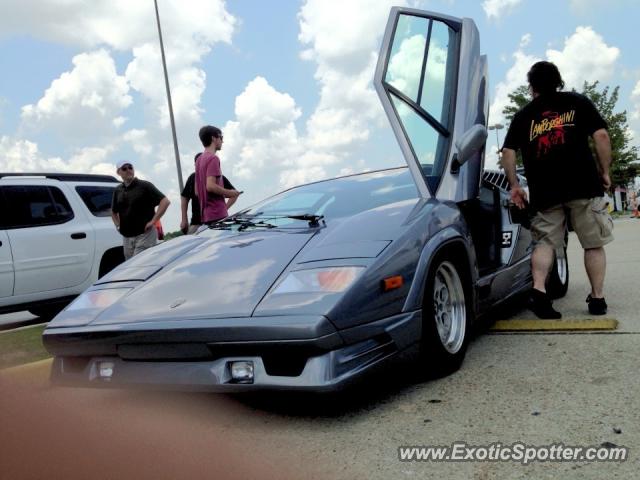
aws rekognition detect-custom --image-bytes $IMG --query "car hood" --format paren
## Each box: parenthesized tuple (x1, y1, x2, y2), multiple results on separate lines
(90, 230, 317, 325)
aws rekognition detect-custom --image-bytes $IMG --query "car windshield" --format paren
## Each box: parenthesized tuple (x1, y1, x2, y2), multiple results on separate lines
(240, 168, 418, 223)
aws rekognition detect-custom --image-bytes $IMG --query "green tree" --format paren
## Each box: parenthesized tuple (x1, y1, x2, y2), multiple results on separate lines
(580, 81, 638, 189)
(502, 85, 531, 124)
(501, 81, 639, 189)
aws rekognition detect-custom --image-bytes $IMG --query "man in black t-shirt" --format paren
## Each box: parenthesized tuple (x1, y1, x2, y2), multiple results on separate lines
(502, 61, 613, 318)
(111, 161, 170, 259)
(180, 152, 238, 234)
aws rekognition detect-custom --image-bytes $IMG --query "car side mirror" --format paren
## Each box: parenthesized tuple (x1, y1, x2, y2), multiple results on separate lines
(451, 124, 488, 173)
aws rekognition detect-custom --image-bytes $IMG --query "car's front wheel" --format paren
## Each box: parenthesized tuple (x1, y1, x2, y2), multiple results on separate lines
(420, 256, 471, 378)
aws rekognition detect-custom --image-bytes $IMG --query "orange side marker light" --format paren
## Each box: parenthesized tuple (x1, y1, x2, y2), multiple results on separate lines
(383, 275, 403, 291)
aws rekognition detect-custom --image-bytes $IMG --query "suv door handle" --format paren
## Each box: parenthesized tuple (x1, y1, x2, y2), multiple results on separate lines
(71, 232, 87, 239)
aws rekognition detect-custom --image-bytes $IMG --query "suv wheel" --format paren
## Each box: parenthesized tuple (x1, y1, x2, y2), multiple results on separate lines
(99, 247, 125, 278)
(29, 303, 66, 319)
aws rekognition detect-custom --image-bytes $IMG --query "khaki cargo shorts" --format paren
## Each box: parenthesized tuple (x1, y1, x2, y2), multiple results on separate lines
(531, 197, 614, 249)
(122, 226, 158, 260)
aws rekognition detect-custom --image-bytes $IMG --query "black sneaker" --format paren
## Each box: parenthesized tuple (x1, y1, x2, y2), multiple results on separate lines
(528, 289, 562, 319)
(586, 295, 607, 315)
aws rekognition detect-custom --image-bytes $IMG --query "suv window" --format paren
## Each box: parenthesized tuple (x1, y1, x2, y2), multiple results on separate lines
(75, 185, 115, 217)
(2, 185, 75, 228)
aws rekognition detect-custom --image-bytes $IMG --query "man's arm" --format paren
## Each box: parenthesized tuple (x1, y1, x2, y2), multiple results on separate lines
(145, 197, 171, 232)
(206, 176, 240, 198)
(592, 128, 612, 189)
(226, 196, 238, 210)
(180, 196, 189, 230)
(502, 148, 528, 209)
(111, 212, 120, 231)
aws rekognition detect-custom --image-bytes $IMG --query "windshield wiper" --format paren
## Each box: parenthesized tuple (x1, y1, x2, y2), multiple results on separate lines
(283, 214, 324, 227)
(207, 217, 277, 231)
(224, 212, 325, 228)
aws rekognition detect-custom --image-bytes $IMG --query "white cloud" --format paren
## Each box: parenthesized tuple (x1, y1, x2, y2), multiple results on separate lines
(0, 0, 235, 51)
(297, 0, 405, 169)
(221, 78, 310, 193)
(234, 77, 301, 136)
(123, 129, 153, 156)
(631, 80, 640, 120)
(209, 0, 412, 206)
(0, 136, 115, 175)
(490, 26, 620, 126)
(11, 0, 236, 139)
(482, 0, 523, 20)
(519, 33, 532, 48)
(21, 50, 132, 140)
(546, 27, 620, 90)
(489, 50, 540, 125)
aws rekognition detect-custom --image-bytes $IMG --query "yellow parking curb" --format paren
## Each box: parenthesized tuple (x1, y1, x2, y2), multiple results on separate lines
(490, 318, 618, 332)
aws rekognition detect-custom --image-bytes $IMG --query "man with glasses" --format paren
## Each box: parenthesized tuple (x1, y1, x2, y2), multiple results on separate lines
(181, 152, 239, 234)
(111, 160, 170, 259)
(195, 125, 241, 224)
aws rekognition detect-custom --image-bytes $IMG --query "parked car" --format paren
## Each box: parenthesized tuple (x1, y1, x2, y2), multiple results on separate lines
(43, 7, 568, 391)
(0, 173, 125, 318)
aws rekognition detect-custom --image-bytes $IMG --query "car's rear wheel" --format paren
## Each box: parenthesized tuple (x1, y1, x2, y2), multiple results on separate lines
(546, 247, 569, 299)
(420, 257, 471, 378)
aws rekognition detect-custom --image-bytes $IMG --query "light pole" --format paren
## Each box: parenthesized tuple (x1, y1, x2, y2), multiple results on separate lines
(154, 0, 184, 192)
(488, 123, 504, 167)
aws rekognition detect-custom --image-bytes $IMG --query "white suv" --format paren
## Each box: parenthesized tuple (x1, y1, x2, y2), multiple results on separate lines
(0, 173, 124, 318)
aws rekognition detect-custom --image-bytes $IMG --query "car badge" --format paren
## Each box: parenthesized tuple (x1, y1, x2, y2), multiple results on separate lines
(169, 298, 187, 309)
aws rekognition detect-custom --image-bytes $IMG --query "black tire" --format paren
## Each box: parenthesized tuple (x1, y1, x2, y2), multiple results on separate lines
(419, 255, 472, 378)
(546, 247, 569, 299)
(99, 247, 125, 278)
(28, 303, 66, 319)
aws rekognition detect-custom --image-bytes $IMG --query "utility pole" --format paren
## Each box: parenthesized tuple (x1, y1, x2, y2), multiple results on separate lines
(488, 123, 504, 168)
(154, 0, 184, 191)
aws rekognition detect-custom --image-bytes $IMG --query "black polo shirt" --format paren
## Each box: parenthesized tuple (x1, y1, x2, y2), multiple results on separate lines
(112, 178, 165, 237)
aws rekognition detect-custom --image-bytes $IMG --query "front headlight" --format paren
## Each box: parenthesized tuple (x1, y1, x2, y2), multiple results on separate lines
(66, 288, 132, 311)
(270, 266, 365, 294)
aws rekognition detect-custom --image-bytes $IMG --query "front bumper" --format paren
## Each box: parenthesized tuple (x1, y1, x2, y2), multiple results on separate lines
(45, 311, 422, 392)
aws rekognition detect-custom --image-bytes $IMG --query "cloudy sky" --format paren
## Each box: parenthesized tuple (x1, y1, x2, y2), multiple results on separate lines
(1, 0, 638, 231)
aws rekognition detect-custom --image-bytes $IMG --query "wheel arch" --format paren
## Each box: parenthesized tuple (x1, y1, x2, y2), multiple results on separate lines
(98, 246, 125, 278)
(403, 227, 477, 316)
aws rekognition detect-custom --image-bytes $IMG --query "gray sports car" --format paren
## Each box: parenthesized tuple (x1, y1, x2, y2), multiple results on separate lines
(43, 8, 567, 391)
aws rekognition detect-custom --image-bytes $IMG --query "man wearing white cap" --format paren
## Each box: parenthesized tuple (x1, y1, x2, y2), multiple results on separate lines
(111, 161, 170, 259)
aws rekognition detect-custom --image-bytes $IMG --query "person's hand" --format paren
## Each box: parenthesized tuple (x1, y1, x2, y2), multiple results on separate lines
(180, 219, 188, 231)
(510, 185, 528, 209)
(601, 172, 611, 190)
(227, 189, 241, 198)
(144, 221, 154, 232)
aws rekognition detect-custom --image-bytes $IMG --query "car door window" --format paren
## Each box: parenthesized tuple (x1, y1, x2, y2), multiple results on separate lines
(419, 20, 455, 126)
(2, 185, 74, 228)
(379, 12, 461, 196)
(75, 185, 115, 217)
